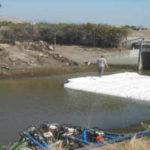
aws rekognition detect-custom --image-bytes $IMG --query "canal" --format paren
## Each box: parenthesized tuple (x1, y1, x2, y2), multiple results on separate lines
(0, 69, 150, 145)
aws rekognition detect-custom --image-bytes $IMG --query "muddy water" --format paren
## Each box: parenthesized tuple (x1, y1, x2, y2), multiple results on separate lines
(0, 69, 150, 145)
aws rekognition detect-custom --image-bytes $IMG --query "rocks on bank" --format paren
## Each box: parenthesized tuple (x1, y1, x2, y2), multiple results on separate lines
(0, 41, 79, 75)
(15, 41, 54, 51)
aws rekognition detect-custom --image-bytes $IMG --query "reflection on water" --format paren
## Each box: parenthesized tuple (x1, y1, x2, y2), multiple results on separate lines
(0, 71, 150, 145)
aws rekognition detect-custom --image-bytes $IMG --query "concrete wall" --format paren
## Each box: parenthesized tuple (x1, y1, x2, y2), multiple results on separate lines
(141, 45, 150, 70)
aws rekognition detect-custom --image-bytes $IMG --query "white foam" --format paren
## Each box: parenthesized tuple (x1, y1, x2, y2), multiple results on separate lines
(64, 72, 150, 101)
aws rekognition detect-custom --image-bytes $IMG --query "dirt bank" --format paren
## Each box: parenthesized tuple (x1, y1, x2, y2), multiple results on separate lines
(130, 29, 150, 37)
(0, 42, 123, 77)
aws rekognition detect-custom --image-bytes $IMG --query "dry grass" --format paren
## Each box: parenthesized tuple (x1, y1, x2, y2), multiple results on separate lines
(2, 137, 150, 150)
(90, 137, 150, 150)
(49, 137, 150, 150)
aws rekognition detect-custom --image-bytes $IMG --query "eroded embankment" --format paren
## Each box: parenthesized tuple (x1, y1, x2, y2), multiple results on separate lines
(0, 42, 128, 78)
(0, 42, 81, 78)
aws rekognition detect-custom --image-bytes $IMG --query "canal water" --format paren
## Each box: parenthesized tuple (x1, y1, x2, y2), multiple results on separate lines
(0, 70, 150, 145)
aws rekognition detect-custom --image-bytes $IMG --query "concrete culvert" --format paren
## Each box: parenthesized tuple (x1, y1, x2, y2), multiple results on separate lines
(142, 52, 150, 69)
(141, 45, 150, 70)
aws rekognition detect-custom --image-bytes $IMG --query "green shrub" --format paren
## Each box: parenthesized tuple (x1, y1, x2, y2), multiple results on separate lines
(0, 21, 129, 48)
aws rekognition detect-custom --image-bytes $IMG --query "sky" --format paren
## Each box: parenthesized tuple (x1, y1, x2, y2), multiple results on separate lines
(0, 0, 150, 27)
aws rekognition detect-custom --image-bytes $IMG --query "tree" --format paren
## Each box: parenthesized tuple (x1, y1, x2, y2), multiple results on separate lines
(0, 21, 129, 48)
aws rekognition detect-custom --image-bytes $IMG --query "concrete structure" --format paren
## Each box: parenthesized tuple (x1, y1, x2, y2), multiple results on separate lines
(121, 37, 150, 49)
(122, 37, 150, 70)
(141, 44, 150, 69)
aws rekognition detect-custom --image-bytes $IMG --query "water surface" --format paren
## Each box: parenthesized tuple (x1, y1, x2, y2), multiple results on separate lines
(0, 71, 150, 145)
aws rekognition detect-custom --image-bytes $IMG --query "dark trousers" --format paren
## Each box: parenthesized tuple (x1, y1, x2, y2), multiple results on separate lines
(98, 67, 104, 77)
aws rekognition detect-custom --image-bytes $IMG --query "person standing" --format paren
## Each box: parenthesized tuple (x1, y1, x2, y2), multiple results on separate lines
(97, 55, 109, 77)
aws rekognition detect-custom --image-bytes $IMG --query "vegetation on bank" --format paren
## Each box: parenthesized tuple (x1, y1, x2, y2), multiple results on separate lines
(0, 21, 129, 48)
(1, 137, 150, 150)
(99, 137, 150, 150)
(124, 25, 148, 31)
